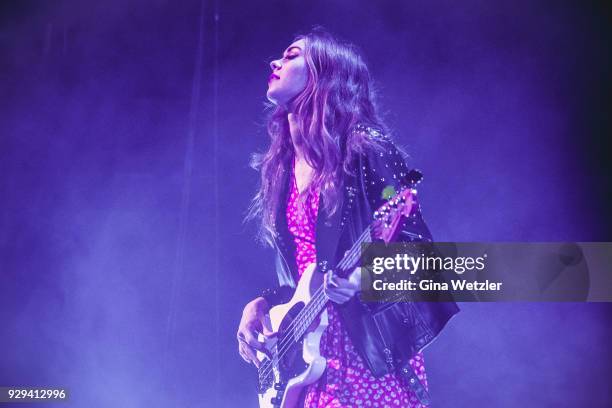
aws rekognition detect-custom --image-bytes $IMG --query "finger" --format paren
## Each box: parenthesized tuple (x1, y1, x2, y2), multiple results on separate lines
(241, 343, 262, 368)
(327, 271, 339, 287)
(238, 345, 251, 363)
(242, 329, 266, 350)
(344, 277, 360, 291)
(324, 277, 337, 295)
(246, 337, 266, 352)
(325, 285, 357, 304)
(261, 315, 274, 336)
(323, 273, 330, 290)
(330, 287, 356, 297)
(325, 280, 356, 296)
(331, 277, 358, 291)
(238, 343, 252, 363)
(348, 267, 362, 288)
(327, 292, 352, 304)
(244, 330, 273, 360)
(263, 330, 278, 339)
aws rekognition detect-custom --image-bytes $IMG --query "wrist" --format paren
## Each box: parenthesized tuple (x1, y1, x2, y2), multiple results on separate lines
(252, 296, 270, 312)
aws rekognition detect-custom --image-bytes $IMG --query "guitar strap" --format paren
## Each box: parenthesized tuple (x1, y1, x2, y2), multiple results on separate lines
(397, 359, 432, 406)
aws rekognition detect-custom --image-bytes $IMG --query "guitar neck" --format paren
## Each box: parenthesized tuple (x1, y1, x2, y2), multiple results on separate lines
(291, 226, 373, 340)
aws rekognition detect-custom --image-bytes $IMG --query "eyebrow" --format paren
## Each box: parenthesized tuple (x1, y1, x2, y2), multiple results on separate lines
(283, 46, 302, 56)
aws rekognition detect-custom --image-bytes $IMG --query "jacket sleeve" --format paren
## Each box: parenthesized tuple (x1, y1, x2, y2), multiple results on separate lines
(360, 132, 433, 243)
(259, 253, 295, 307)
(260, 283, 293, 307)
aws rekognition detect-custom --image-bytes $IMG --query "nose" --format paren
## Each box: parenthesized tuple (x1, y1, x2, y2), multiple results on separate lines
(270, 59, 282, 71)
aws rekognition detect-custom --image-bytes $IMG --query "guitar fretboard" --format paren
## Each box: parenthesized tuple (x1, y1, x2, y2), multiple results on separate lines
(288, 225, 373, 342)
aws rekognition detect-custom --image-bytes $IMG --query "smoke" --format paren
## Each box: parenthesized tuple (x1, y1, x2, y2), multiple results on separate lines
(1, 0, 610, 406)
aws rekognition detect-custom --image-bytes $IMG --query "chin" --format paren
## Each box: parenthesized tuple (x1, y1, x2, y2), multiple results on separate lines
(266, 90, 284, 106)
(266, 94, 279, 105)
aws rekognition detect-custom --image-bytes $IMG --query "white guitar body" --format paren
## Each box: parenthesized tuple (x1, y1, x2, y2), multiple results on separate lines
(257, 263, 328, 408)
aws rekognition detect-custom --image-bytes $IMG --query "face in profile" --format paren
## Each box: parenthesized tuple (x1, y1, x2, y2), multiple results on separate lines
(266, 39, 308, 107)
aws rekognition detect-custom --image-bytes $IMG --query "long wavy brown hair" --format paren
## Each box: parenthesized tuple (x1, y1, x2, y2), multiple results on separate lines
(248, 28, 388, 245)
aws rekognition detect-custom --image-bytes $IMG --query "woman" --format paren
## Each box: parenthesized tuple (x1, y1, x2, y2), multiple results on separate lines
(237, 28, 458, 407)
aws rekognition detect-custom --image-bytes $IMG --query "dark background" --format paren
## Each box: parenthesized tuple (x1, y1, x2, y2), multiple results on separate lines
(1, 0, 611, 406)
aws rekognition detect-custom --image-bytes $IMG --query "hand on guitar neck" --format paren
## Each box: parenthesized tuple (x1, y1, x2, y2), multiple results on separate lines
(323, 267, 362, 304)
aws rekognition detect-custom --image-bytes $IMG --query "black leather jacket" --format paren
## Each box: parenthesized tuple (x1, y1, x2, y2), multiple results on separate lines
(266, 126, 459, 404)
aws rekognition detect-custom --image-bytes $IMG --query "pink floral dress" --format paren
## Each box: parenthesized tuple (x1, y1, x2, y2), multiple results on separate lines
(286, 164, 428, 408)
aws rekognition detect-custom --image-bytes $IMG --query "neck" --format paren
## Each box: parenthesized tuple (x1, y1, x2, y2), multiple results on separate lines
(287, 112, 304, 161)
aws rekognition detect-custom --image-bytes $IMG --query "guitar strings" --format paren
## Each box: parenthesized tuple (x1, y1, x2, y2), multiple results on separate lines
(267, 223, 370, 355)
(258, 225, 372, 385)
(258, 233, 367, 385)
(268, 223, 371, 350)
(258, 225, 373, 384)
(258, 286, 328, 385)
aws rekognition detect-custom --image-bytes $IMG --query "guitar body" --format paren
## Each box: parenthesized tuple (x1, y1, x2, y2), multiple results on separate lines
(257, 263, 328, 408)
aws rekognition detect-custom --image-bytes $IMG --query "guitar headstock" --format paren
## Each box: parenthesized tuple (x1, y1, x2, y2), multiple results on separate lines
(371, 169, 423, 244)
